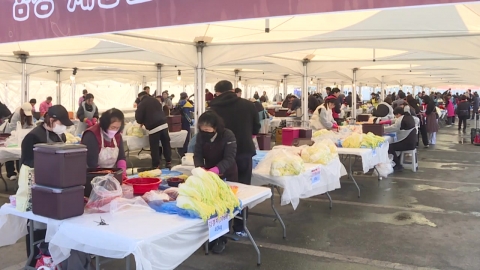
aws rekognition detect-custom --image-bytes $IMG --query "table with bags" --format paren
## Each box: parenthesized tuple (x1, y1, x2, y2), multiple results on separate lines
(0, 182, 272, 270)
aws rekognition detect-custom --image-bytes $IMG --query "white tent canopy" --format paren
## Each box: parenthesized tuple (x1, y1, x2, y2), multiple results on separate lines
(1, 3, 480, 111)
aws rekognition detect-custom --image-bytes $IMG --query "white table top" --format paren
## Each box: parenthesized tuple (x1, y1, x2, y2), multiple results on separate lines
(337, 142, 390, 173)
(0, 183, 271, 270)
(0, 146, 21, 163)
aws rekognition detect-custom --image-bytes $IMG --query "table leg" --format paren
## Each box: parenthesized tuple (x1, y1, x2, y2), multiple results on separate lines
(125, 255, 131, 270)
(348, 155, 361, 198)
(25, 220, 35, 269)
(95, 255, 101, 270)
(325, 192, 333, 209)
(242, 209, 261, 266)
(270, 186, 286, 239)
(373, 166, 382, 182)
(204, 241, 209, 255)
(275, 186, 282, 196)
(0, 163, 8, 192)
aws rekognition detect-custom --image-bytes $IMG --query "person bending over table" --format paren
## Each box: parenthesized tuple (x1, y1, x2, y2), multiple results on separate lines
(309, 96, 338, 131)
(135, 91, 172, 169)
(194, 111, 237, 254)
(17, 105, 74, 267)
(385, 107, 417, 172)
(81, 109, 127, 195)
(4, 102, 34, 181)
(372, 98, 394, 124)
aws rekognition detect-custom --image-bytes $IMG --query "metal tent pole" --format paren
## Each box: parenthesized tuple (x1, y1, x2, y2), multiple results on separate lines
(56, 70, 62, 105)
(19, 54, 28, 104)
(71, 81, 76, 112)
(352, 68, 358, 120)
(283, 75, 288, 99)
(234, 69, 239, 89)
(195, 42, 206, 134)
(302, 59, 309, 122)
(156, 64, 163, 95)
(380, 76, 385, 101)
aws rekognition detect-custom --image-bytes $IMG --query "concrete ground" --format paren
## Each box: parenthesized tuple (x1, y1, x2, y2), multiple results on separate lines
(1, 120, 480, 270)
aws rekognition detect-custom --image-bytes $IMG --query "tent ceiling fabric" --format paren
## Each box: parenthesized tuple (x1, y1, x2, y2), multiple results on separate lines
(0, 3, 480, 87)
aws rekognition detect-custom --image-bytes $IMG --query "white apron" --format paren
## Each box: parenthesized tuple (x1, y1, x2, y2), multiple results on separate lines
(97, 132, 119, 168)
(76, 102, 97, 135)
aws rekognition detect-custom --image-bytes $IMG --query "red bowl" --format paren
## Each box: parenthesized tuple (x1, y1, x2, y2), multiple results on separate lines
(123, 177, 162, 195)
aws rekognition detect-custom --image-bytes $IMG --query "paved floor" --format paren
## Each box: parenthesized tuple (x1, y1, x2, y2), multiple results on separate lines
(1, 121, 480, 270)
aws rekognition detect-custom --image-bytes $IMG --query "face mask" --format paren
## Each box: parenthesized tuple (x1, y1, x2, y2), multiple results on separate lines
(106, 130, 117, 139)
(200, 131, 216, 140)
(52, 124, 66, 135)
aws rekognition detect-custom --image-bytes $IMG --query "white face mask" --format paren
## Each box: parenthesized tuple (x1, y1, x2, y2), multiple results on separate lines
(52, 123, 67, 135)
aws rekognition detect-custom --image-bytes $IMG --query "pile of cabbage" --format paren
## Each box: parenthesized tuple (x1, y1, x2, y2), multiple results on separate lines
(126, 125, 145, 138)
(176, 168, 240, 221)
(65, 133, 81, 144)
(255, 148, 305, 176)
(342, 132, 385, 149)
(313, 129, 338, 144)
(300, 140, 338, 165)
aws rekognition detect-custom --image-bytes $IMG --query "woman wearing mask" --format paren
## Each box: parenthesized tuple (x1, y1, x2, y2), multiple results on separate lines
(310, 96, 338, 131)
(18, 105, 73, 267)
(76, 93, 99, 135)
(423, 96, 439, 145)
(81, 109, 127, 182)
(385, 107, 417, 171)
(194, 111, 237, 254)
(407, 95, 429, 148)
(5, 102, 34, 181)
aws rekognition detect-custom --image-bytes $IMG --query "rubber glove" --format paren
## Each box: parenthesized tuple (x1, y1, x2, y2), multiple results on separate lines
(92, 118, 98, 125)
(117, 160, 127, 180)
(208, 167, 220, 175)
(252, 135, 256, 139)
(85, 119, 92, 127)
(332, 123, 339, 129)
(379, 120, 392, 125)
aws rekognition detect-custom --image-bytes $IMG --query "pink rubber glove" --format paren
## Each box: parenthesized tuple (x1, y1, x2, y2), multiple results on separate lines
(116, 160, 127, 180)
(92, 118, 98, 125)
(379, 120, 392, 125)
(85, 119, 92, 126)
(332, 123, 339, 129)
(252, 135, 256, 139)
(208, 167, 220, 175)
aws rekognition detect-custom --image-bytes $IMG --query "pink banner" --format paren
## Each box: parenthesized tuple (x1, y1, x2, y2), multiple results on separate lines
(0, 0, 476, 44)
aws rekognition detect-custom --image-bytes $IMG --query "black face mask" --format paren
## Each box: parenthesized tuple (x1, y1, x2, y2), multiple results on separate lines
(200, 131, 216, 140)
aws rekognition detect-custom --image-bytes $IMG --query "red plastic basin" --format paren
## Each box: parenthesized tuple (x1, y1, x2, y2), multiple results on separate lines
(123, 178, 162, 195)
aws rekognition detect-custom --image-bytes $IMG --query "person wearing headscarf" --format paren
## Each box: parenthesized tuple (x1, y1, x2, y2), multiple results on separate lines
(407, 95, 429, 148)
(385, 107, 417, 171)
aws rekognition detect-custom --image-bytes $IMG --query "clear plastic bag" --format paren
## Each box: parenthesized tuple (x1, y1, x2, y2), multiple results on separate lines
(109, 197, 153, 214)
(85, 175, 122, 213)
(255, 148, 305, 176)
(374, 161, 395, 178)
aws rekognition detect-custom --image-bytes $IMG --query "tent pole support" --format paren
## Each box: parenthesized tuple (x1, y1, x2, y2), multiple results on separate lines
(380, 76, 385, 101)
(234, 69, 239, 89)
(156, 64, 163, 95)
(352, 68, 358, 120)
(195, 42, 206, 134)
(19, 54, 28, 104)
(302, 59, 309, 122)
(56, 70, 62, 105)
(283, 75, 288, 100)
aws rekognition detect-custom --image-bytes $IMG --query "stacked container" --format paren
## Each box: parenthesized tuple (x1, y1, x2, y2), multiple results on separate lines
(32, 143, 87, 220)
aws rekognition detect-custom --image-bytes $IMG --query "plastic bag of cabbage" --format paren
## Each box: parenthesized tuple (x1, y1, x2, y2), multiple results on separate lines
(300, 140, 338, 165)
(255, 149, 305, 176)
(176, 168, 240, 221)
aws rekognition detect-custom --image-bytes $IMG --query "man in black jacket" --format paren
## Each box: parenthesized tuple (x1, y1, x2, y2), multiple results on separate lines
(135, 92, 172, 169)
(210, 80, 260, 236)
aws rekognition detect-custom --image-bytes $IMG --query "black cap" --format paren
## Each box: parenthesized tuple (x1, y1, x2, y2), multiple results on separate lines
(47, 105, 74, 126)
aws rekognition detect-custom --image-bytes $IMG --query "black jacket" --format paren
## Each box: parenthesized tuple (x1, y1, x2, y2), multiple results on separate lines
(308, 95, 320, 112)
(0, 102, 11, 119)
(21, 125, 66, 168)
(209, 92, 260, 157)
(194, 129, 238, 181)
(456, 100, 470, 118)
(135, 95, 167, 131)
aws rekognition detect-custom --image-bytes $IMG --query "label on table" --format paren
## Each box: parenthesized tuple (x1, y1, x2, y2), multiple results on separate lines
(311, 168, 321, 185)
(372, 148, 377, 156)
(208, 213, 230, 242)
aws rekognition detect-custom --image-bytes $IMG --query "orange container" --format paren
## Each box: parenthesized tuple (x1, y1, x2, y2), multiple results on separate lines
(68, 111, 74, 119)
